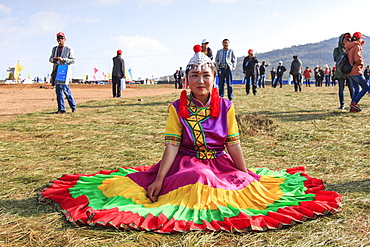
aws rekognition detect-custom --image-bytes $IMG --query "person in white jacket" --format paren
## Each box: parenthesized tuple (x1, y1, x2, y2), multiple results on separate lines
(49, 32, 76, 114)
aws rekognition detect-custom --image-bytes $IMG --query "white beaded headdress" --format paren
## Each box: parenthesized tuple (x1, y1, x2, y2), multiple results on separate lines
(186, 45, 214, 72)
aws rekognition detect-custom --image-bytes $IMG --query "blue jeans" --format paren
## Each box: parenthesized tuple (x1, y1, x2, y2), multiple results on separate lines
(325, 75, 331, 86)
(259, 74, 266, 88)
(348, 75, 369, 104)
(338, 78, 353, 107)
(271, 77, 276, 86)
(218, 69, 233, 100)
(55, 84, 76, 111)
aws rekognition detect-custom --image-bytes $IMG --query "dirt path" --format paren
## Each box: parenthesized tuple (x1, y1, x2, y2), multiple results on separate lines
(0, 83, 179, 120)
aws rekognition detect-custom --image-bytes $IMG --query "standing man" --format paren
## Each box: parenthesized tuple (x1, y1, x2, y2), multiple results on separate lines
(290, 55, 302, 92)
(259, 61, 269, 88)
(178, 67, 184, 89)
(201, 38, 213, 60)
(275, 61, 286, 88)
(242, 49, 258, 95)
(112, 50, 125, 98)
(173, 70, 179, 89)
(49, 32, 76, 114)
(215, 39, 236, 100)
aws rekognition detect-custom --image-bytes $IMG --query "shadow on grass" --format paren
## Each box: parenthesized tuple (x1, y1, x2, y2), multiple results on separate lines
(0, 195, 57, 218)
(327, 179, 370, 193)
(40, 100, 174, 115)
(77, 100, 173, 109)
(257, 109, 364, 122)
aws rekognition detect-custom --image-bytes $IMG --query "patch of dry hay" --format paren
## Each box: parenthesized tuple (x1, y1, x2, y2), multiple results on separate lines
(236, 113, 278, 136)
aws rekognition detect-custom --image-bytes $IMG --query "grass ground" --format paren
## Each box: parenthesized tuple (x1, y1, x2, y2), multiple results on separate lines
(0, 84, 369, 247)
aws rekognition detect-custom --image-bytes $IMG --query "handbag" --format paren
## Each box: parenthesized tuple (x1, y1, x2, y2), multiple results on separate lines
(55, 65, 70, 84)
(120, 78, 126, 90)
(336, 53, 352, 75)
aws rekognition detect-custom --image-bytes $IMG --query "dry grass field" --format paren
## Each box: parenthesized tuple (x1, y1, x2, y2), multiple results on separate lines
(0, 83, 369, 246)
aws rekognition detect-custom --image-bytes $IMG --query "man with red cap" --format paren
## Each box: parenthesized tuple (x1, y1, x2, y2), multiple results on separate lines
(49, 32, 76, 113)
(345, 32, 369, 112)
(112, 50, 125, 98)
(242, 49, 259, 95)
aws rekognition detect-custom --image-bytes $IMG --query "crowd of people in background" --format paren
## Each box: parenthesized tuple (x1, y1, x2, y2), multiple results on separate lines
(171, 33, 370, 112)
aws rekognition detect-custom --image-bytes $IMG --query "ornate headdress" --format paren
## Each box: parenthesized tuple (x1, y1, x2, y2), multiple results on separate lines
(178, 45, 220, 119)
(186, 45, 214, 72)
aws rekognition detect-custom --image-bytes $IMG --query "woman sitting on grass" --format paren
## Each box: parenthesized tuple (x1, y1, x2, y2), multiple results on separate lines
(41, 45, 342, 233)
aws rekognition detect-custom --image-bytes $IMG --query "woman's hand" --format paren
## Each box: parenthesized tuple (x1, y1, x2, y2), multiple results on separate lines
(227, 144, 248, 173)
(147, 180, 163, 202)
(147, 144, 179, 202)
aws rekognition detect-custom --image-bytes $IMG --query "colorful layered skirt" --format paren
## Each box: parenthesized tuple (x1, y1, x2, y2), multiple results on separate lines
(40, 154, 342, 233)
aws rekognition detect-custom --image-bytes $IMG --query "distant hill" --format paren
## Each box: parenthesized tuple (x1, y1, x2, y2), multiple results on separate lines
(233, 36, 370, 80)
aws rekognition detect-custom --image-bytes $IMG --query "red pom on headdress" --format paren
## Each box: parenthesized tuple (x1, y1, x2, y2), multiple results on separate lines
(178, 90, 190, 119)
(193, 45, 202, 53)
(210, 88, 220, 118)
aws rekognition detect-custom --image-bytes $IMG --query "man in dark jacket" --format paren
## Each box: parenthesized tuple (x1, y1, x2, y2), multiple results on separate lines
(177, 67, 184, 89)
(243, 49, 258, 95)
(112, 50, 125, 98)
(259, 61, 269, 88)
(274, 61, 286, 88)
(290, 55, 302, 92)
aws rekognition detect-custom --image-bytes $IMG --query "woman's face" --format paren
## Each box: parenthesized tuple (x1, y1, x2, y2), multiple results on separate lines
(187, 66, 215, 100)
(343, 37, 351, 45)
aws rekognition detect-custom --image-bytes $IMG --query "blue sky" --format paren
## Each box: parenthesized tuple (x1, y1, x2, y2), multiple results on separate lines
(0, 0, 368, 80)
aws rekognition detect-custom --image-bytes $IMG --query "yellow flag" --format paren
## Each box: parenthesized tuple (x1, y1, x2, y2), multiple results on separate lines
(15, 63, 24, 80)
(125, 69, 131, 80)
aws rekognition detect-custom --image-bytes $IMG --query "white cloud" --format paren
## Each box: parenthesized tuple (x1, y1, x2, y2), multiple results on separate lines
(74, 35, 172, 79)
(269, 11, 280, 18)
(0, 17, 16, 34)
(93, 0, 176, 6)
(0, 4, 11, 15)
(80, 17, 101, 23)
(27, 11, 66, 34)
(110, 35, 169, 56)
(0, 10, 101, 40)
(0, 11, 67, 40)
(208, 0, 241, 3)
(107, 35, 171, 78)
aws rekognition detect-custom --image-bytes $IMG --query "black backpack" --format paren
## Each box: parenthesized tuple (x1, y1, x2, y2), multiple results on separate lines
(336, 52, 352, 75)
